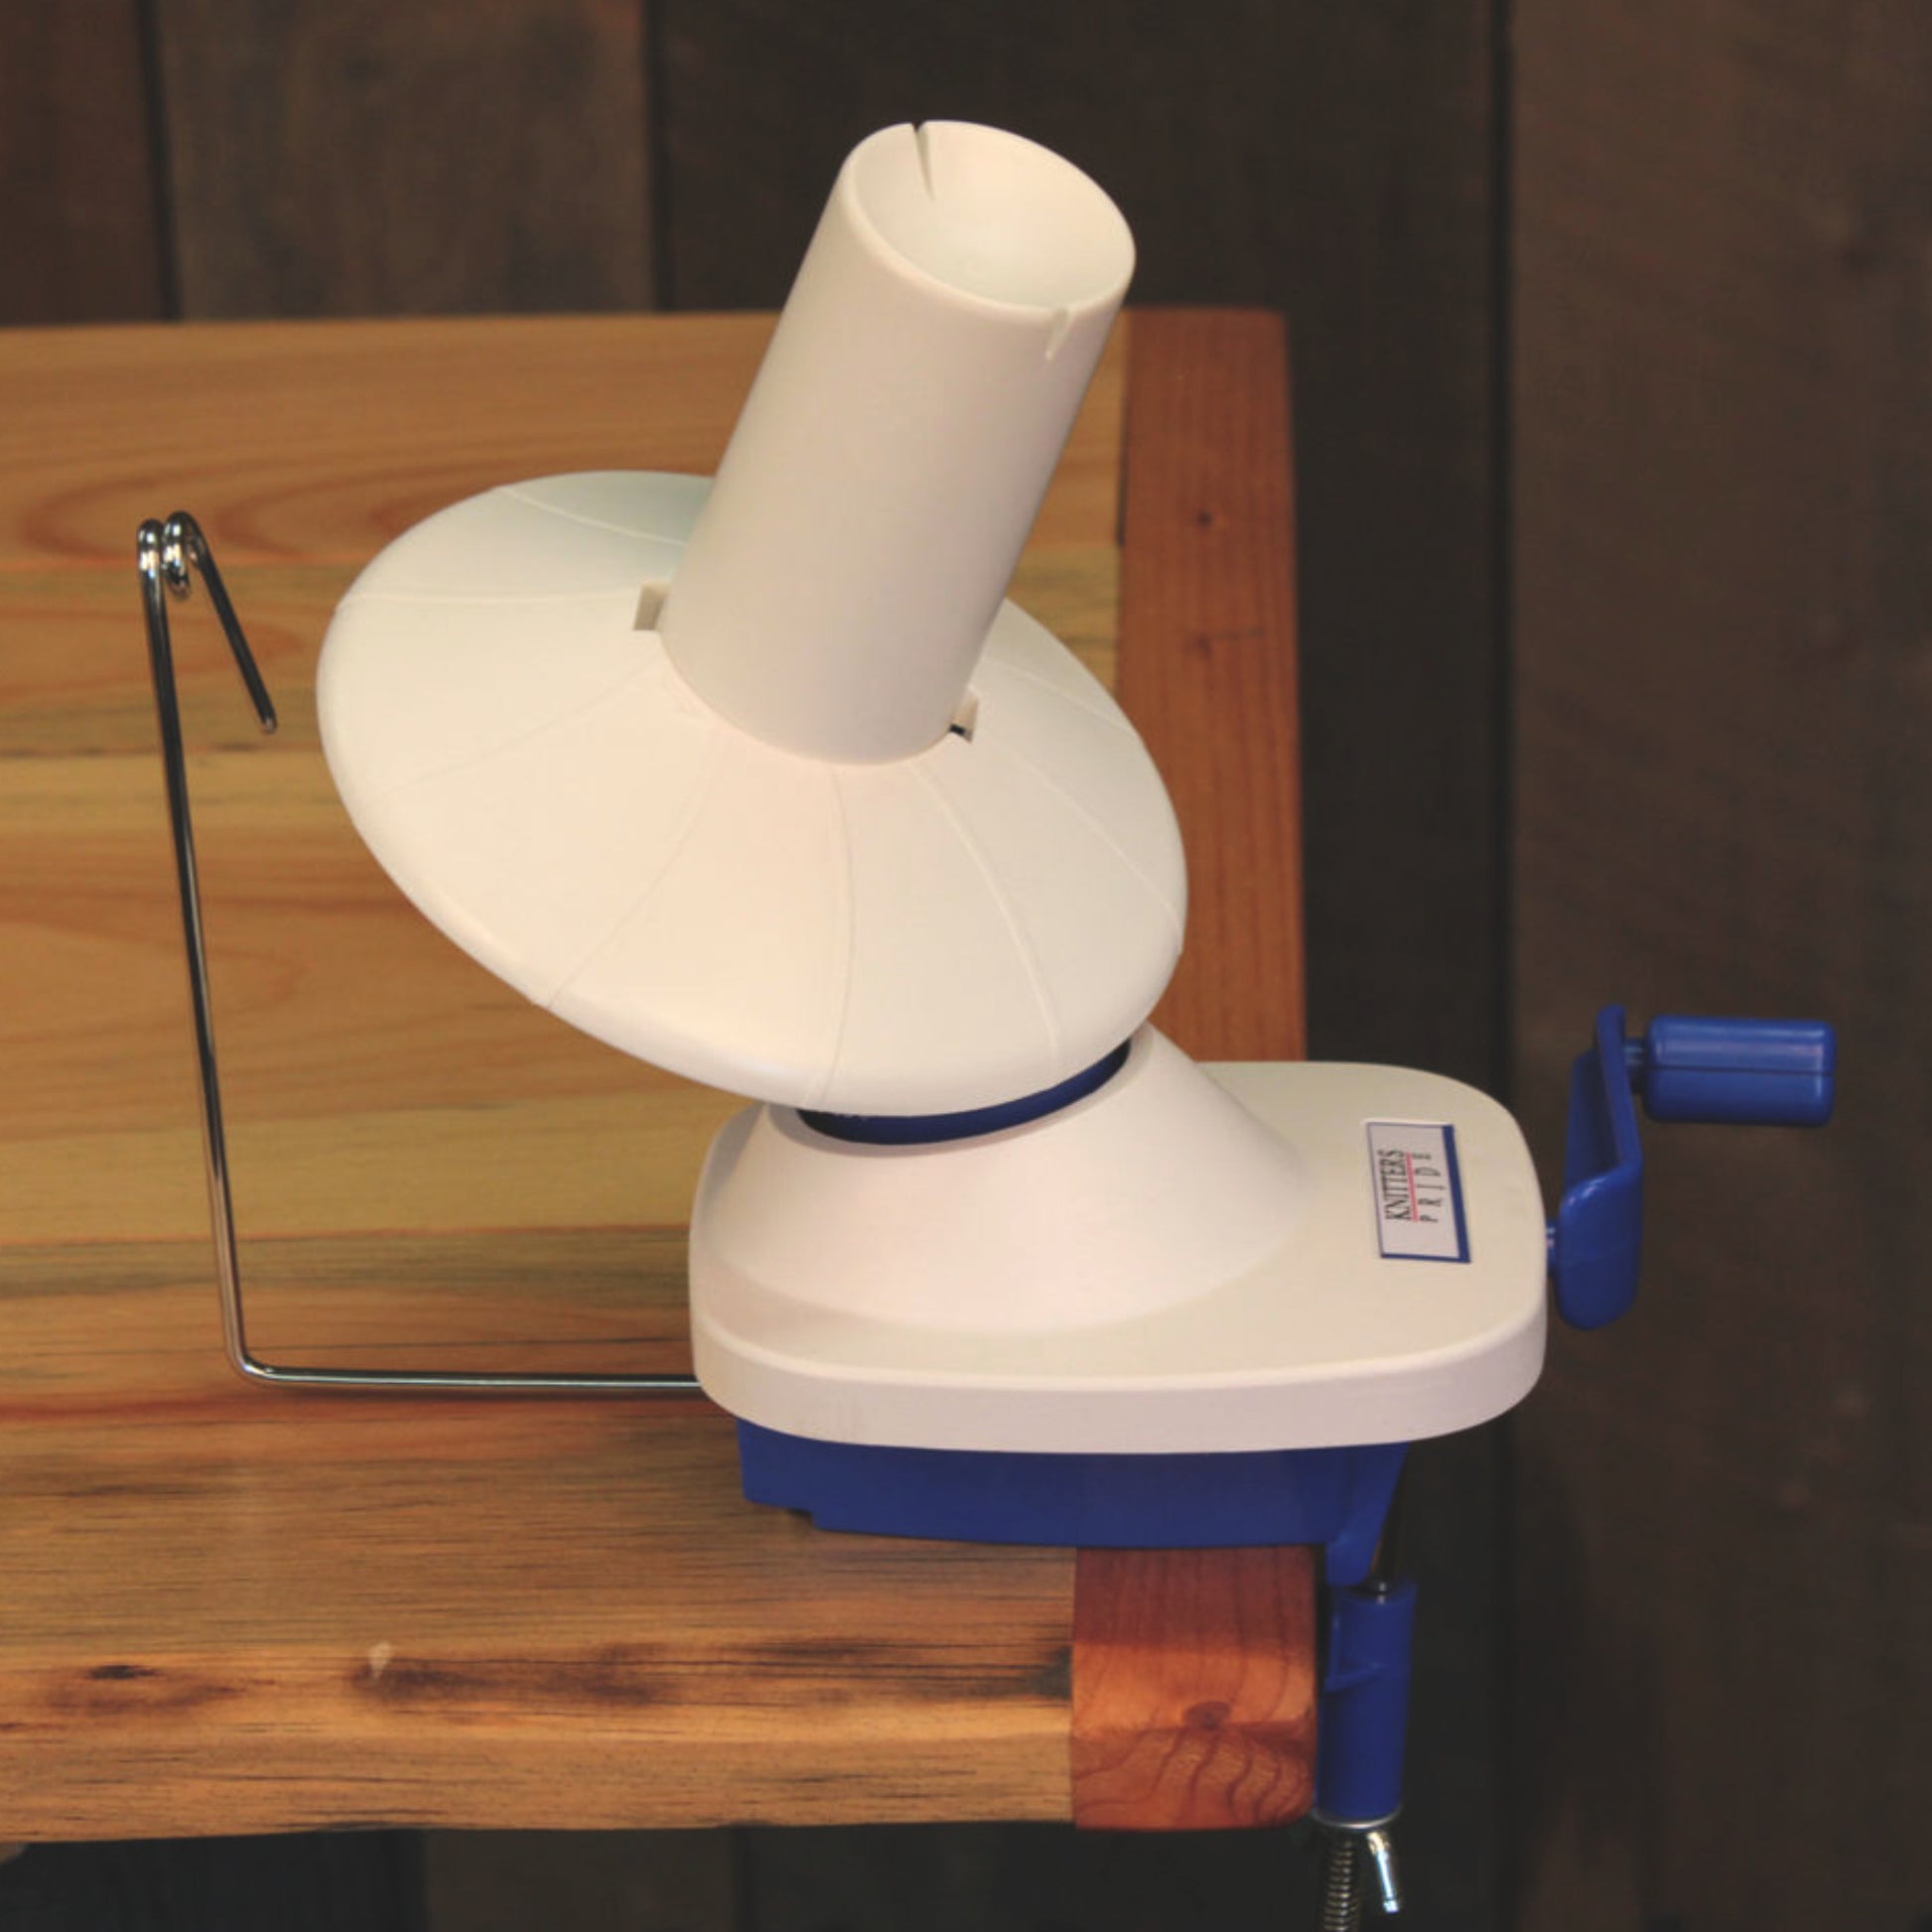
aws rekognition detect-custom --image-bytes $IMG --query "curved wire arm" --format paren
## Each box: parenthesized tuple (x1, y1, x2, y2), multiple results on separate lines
(140, 512, 701, 1396)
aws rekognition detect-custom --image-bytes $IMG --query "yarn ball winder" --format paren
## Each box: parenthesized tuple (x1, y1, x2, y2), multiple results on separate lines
(140, 122, 1835, 1914)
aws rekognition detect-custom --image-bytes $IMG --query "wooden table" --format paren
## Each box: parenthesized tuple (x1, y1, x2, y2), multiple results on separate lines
(0, 311, 1308, 1841)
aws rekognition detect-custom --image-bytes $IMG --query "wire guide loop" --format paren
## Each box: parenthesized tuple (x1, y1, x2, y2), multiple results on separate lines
(138, 511, 701, 1398)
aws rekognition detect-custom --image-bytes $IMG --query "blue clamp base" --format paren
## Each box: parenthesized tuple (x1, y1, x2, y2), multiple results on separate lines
(731, 1007, 1831, 1846)
(736, 1425, 1407, 1585)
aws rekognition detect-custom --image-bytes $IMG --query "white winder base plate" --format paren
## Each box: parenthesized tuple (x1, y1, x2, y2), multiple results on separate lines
(690, 1028, 1549, 1454)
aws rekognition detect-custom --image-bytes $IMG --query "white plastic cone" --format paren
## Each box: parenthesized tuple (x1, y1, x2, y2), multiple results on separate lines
(657, 122, 1135, 763)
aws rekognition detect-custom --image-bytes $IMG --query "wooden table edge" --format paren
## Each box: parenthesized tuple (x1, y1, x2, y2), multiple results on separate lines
(0, 308, 1313, 1839)
(1070, 309, 1315, 1833)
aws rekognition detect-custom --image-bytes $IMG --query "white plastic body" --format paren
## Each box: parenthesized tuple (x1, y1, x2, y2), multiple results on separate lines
(314, 122, 1550, 1462)
(658, 122, 1134, 763)
(690, 1032, 1550, 1453)
(318, 473, 1183, 1114)
(317, 126, 1166, 1114)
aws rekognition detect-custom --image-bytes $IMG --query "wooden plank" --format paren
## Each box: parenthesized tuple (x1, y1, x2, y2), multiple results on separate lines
(0, 1240, 1076, 1842)
(0, 314, 1122, 1841)
(0, 551, 1116, 760)
(1114, 310, 1305, 1066)
(1512, 3, 1932, 1925)
(153, 0, 655, 318)
(1070, 1549, 1316, 1832)
(0, 0, 171, 325)
(1067, 312, 1313, 1834)
(0, 317, 1124, 569)
(0, 310, 1315, 1851)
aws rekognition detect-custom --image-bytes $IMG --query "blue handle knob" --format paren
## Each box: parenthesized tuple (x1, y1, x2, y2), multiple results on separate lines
(1552, 1008, 1836, 1329)
(1632, 1016, 1836, 1127)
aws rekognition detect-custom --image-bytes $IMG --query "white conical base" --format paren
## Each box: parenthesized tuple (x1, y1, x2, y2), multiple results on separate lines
(690, 1031, 1550, 1454)
(318, 473, 1185, 1113)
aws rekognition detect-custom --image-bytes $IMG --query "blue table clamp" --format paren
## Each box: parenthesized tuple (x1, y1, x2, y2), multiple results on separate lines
(1312, 1007, 1835, 1915)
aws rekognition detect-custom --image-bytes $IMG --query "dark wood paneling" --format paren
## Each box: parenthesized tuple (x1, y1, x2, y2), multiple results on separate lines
(1513, 2, 1932, 1924)
(424, 1830, 732, 1932)
(155, 0, 655, 317)
(731, 1821, 1327, 1932)
(0, 1834, 423, 1932)
(0, 0, 171, 324)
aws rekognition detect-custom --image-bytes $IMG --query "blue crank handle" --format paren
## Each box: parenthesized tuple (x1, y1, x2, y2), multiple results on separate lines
(1551, 1009, 1836, 1330)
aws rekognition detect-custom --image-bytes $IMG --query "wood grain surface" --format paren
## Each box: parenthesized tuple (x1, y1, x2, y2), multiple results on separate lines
(0, 315, 1121, 570)
(1512, 4, 1932, 1924)
(1116, 311, 1305, 1067)
(1067, 313, 1314, 1833)
(0, 311, 1314, 1841)
(1071, 1549, 1316, 1832)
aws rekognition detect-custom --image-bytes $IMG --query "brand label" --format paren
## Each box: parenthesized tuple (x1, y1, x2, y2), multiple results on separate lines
(1365, 1121, 1469, 1263)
